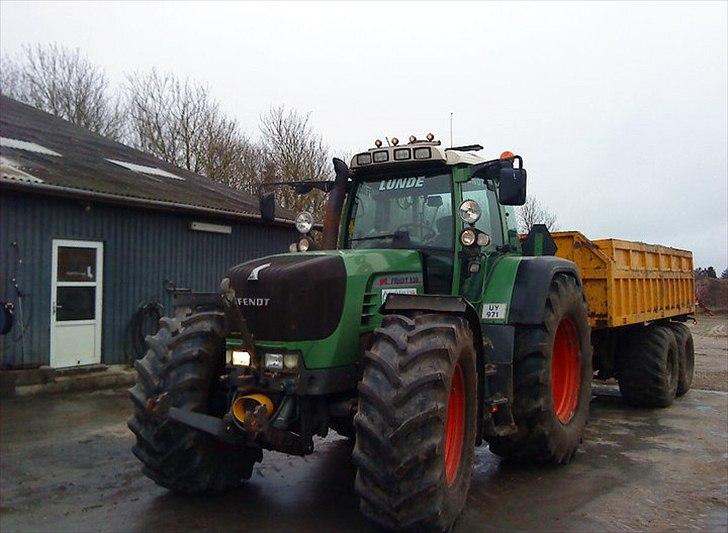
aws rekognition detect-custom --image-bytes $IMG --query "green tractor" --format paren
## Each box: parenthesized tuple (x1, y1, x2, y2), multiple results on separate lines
(129, 135, 592, 531)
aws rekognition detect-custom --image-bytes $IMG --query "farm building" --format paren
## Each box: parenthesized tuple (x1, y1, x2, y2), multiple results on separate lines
(0, 95, 298, 370)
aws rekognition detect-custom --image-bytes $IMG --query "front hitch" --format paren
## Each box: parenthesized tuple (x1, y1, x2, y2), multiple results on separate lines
(146, 391, 314, 455)
(146, 392, 239, 443)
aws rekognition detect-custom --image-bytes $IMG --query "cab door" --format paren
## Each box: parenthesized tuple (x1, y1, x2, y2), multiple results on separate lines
(455, 175, 506, 300)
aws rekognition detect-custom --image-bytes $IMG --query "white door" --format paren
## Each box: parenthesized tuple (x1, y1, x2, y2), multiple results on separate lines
(50, 240, 103, 368)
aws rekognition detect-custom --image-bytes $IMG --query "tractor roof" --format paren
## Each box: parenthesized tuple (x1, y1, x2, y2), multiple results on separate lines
(350, 140, 487, 171)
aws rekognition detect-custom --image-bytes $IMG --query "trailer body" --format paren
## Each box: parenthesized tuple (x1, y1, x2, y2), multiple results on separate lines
(552, 231, 694, 329)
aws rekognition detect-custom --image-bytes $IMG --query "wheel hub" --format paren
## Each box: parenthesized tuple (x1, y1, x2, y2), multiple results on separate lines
(552, 318, 581, 424)
(444, 363, 465, 485)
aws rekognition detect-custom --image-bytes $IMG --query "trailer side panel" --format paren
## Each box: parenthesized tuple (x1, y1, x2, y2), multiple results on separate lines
(552, 232, 694, 329)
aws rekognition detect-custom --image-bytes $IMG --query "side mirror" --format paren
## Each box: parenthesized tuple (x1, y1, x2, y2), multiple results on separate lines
(498, 167, 527, 206)
(426, 195, 444, 208)
(259, 192, 276, 222)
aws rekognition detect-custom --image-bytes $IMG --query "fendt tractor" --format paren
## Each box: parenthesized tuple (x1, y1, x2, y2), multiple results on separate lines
(129, 134, 695, 531)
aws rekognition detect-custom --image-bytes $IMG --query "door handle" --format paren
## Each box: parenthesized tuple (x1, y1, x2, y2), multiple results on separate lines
(53, 303, 63, 314)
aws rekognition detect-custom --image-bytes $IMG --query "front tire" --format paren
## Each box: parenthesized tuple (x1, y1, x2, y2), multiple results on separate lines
(487, 274, 592, 464)
(353, 313, 477, 531)
(128, 311, 261, 492)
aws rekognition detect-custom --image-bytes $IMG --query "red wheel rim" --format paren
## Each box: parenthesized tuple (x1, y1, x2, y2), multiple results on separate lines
(444, 363, 465, 486)
(552, 318, 581, 424)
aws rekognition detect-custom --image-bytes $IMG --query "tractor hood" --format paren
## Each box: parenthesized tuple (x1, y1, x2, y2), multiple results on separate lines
(226, 249, 424, 368)
(228, 254, 346, 342)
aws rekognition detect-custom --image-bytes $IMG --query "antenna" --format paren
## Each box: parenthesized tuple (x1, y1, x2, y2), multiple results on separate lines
(449, 112, 453, 148)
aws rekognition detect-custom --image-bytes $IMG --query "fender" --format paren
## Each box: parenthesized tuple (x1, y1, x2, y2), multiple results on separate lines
(476, 256, 583, 438)
(382, 294, 487, 445)
(509, 256, 583, 324)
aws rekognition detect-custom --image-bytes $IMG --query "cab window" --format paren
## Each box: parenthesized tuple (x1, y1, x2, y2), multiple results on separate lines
(461, 177, 504, 247)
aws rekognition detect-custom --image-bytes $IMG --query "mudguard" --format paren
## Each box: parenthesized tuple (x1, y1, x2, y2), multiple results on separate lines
(509, 256, 582, 324)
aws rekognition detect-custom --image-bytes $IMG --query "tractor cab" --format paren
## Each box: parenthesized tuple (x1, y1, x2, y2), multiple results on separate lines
(281, 135, 527, 297)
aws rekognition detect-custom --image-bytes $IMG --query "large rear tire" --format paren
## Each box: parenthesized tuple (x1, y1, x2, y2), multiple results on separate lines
(353, 313, 477, 531)
(667, 322, 694, 396)
(486, 274, 592, 464)
(617, 324, 678, 407)
(128, 311, 261, 492)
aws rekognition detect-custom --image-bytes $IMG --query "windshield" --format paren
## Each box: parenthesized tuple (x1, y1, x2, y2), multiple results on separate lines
(346, 173, 453, 250)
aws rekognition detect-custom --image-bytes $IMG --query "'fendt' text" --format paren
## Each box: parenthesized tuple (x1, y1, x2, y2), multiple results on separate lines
(237, 297, 270, 307)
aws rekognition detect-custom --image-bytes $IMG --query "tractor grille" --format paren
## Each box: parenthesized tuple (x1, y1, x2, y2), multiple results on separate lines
(361, 291, 378, 327)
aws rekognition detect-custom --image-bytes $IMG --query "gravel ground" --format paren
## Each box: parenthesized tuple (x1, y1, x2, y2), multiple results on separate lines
(690, 314, 728, 391)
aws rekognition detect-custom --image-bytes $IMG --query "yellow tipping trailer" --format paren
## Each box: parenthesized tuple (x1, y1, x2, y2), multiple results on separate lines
(546, 231, 695, 408)
(552, 232, 694, 329)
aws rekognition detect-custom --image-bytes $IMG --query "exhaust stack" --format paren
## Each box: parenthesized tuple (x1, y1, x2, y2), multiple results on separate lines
(321, 157, 350, 249)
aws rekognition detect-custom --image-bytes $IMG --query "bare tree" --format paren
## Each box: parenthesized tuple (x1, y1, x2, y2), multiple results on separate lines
(258, 106, 331, 218)
(517, 195, 559, 234)
(0, 43, 124, 139)
(2, 43, 338, 221)
(124, 69, 260, 187)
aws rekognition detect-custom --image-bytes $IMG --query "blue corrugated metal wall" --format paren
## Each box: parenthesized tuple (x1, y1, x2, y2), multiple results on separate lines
(0, 190, 297, 368)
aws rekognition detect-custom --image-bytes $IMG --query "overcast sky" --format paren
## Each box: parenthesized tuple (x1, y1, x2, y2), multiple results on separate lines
(1, 1, 726, 269)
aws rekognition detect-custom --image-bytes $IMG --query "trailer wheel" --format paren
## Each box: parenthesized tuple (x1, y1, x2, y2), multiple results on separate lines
(617, 324, 679, 407)
(128, 311, 261, 492)
(667, 322, 694, 396)
(353, 313, 477, 531)
(487, 274, 592, 464)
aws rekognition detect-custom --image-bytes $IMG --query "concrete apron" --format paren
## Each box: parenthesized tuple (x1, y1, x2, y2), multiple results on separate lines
(0, 386, 725, 532)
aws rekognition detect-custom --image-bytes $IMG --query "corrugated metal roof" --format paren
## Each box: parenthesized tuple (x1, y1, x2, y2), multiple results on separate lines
(0, 95, 295, 222)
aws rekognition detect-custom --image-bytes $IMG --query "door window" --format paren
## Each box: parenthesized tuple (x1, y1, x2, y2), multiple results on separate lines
(57, 247, 97, 282)
(56, 287, 96, 321)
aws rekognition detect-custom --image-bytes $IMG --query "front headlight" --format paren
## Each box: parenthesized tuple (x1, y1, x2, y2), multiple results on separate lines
(283, 352, 300, 370)
(461, 228, 477, 246)
(264, 353, 284, 371)
(227, 349, 252, 367)
(298, 237, 311, 252)
(295, 211, 314, 234)
(477, 232, 491, 247)
(459, 199, 481, 224)
(263, 351, 301, 372)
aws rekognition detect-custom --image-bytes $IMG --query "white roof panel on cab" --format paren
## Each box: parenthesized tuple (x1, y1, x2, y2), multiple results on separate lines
(350, 141, 487, 170)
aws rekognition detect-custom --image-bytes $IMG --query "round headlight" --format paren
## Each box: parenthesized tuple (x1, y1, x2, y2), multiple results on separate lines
(295, 211, 314, 234)
(459, 200, 481, 224)
(476, 232, 491, 247)
(283, 352, 299, 370)
(289, 242, 298, 252)
(298, 237, 311, 252)
(461, 228, 477, 246)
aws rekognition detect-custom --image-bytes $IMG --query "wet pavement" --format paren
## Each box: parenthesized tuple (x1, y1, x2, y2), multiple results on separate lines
(1, 385, 726, 532)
